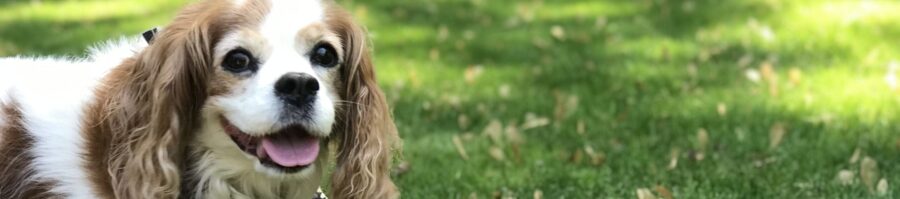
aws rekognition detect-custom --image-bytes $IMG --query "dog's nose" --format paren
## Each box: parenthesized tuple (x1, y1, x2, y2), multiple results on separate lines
(274, 72, 319, 106)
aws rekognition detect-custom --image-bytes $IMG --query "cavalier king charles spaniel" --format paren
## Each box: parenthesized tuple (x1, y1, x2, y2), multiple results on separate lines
(0, 0, 400, 198)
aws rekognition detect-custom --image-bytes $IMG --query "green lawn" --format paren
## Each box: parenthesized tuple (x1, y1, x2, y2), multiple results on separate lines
(3, 0, 900, 198)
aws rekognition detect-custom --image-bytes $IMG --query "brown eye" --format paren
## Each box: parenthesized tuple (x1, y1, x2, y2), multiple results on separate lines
(310, 43, 338, 68)
(223, 49, 257, 73)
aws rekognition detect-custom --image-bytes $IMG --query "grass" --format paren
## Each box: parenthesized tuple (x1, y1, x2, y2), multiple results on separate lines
(3, 0, 900, 198)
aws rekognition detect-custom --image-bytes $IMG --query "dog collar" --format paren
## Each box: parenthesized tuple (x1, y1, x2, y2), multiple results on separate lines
(142, 27, 159, 43)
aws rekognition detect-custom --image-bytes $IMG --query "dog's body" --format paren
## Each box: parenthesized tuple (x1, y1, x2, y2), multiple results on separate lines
(0, 0, 399, 198)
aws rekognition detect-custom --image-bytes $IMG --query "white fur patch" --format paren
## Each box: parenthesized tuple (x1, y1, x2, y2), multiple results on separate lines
(0, 37, 145, 198)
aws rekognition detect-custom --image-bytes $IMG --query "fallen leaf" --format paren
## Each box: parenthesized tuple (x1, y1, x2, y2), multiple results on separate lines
(584, 146, 605, 166)
(769, 123, 786, 149)
(877, 179, 889, 196)
(760, 62, 774, 79)
(849, 148, 861, 164)
(498, 84, 511, 98)
(452, 135, 470, 160)
(551, 25, 566, 41)
(788, 67, 802, 86)
(637, 188, 657, 199)
(505, 125, 523, 145)
(522, 113, 550, 130)
(861, 157, 879, 193)
(489, 146, 505, 161)
(534, 190, 543, 199)
(484, 120, 504, 144)
(697, 128, 709, 151)
(577, 120, 586, 135)
(570, 149, 583, 164)
(745, 68, 761, 83)
(465, 65, 484, 84)
(667, 148, 680, 170)
(836, 170, 855, 186)
(469, 192, 478, 199)
(654, 185, 674, 199)
(717, 102, 727, 117)
(553, 92, 579, 122)
(760, 62, 779, 96)
(458, 114, 470, 130)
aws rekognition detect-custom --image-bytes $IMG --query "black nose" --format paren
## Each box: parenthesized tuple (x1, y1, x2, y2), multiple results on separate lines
(274, 72, 319, 106)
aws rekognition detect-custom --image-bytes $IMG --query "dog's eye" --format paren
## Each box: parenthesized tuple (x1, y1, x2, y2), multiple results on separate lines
(223, 49, 257, 73)
(310, 44, 338, 68)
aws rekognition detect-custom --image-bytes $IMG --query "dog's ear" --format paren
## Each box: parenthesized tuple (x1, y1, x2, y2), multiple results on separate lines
(327, 7, 401, 199)
(102, 4, 225, 198)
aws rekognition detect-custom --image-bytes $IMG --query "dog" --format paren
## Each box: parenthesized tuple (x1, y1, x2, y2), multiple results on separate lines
(0, 0, 400, 198)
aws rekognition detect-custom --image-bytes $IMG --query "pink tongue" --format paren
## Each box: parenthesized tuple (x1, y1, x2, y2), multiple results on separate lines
(260, 132, 320, 167)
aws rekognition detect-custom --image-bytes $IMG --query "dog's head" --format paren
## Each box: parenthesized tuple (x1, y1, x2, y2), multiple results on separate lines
(110, 0, 399, 198)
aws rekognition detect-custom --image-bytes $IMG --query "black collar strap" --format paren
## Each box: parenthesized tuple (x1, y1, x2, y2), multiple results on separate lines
(142, 27, 159, 43)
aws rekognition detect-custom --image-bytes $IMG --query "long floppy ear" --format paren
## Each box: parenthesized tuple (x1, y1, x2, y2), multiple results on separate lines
(95, 5, 225, 198)
(327, 7, 402, 199)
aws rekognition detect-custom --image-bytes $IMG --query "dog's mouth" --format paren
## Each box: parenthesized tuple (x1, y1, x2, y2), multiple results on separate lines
(220, 116, 320, 173)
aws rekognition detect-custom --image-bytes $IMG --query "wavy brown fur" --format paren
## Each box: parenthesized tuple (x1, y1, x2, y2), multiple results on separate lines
(326, 4, 402, 199)
(81, 1, 231, 198)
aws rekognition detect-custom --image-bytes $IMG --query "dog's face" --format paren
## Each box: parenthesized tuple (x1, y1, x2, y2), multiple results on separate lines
(131, 0, 398, 197)
(196, 0, 340, 178)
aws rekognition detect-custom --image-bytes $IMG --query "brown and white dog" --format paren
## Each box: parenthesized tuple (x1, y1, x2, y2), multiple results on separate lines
(0, 0, 400, 198)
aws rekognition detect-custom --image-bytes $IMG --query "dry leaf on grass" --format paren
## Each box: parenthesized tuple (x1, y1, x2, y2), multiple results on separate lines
(636, 188, 657, 199)
(505, 125, 523, 145)
(877, 179, 889, 196)
(452, 135, 470, 160)
(849, 148, 861, 164)
(570, 149, 583, 164)
(745, 68, 762, 83)
(577, 119, 586, 135)
(788, 67, 802, 86)
(484, 120, 504, 144)
(464, 65, 484, 84)
(697, 128, 709, 151)
(584, 146, 605, 166)
(836, 170, 855, 186)
(668, 148, 680, 170)
(551, 25, 566, 41)
(654, 185, 674, 199)
(498, 84, 511, 98)
(717, 103, 727, 117)
(522, 113, 550, 130)
(553, 92, 579, 122)
(458, 114, 470, 130)
(861, 157, 879, 193)
(769, 123, 786, 149)
(534, 190, 543, 199)
(489, 146, 505, 161)
(759, 62, 779, 96)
